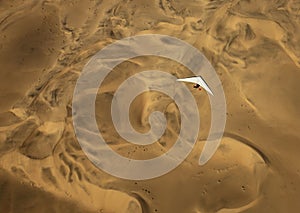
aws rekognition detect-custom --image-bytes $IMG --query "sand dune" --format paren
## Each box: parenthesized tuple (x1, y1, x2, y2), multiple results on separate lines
(0, 0, 300, 212)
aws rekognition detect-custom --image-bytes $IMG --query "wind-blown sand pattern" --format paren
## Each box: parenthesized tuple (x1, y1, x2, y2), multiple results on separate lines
(0, 0, 300, 212)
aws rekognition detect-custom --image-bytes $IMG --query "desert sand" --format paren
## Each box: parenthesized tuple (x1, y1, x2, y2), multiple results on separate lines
(0, 0, 300, 212)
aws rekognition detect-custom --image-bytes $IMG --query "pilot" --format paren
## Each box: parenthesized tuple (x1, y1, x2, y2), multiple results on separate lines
(193, 84, 201, 90)
(193, 84, 200, 88)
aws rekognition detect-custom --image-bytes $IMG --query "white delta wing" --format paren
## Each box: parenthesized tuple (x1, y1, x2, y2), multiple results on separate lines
(176, 76, 214, 96)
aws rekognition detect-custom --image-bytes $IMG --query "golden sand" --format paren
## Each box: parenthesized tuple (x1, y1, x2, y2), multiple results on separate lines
(0, 0, 300, 212)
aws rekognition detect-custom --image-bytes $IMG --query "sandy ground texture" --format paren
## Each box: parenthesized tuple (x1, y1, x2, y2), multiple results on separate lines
(0, 0, 300, 212)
